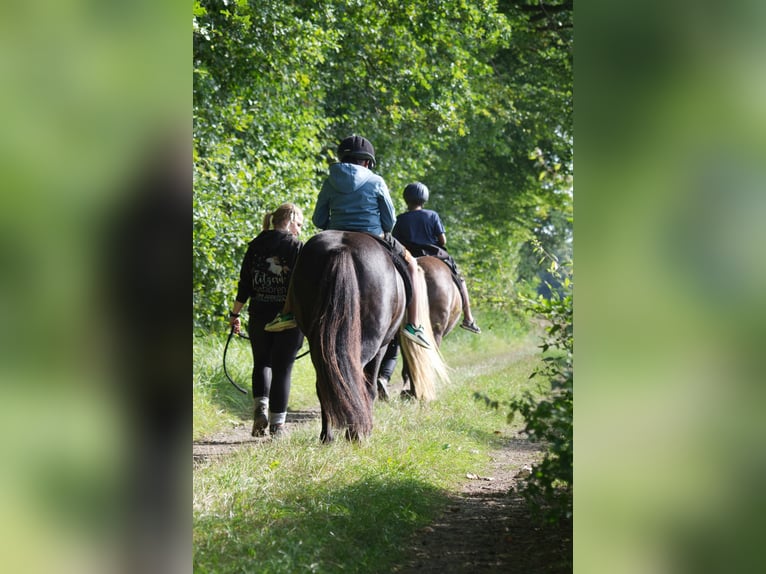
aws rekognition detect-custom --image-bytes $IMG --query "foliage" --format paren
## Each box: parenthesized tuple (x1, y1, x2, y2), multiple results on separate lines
(509, 241, 573, 523)
(515, 187, 573, 295)
(193, 0, 333, 328)
(193, 0, 573, 330)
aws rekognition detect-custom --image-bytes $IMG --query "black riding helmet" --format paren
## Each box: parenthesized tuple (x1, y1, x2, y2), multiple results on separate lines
(337, 135, 376, 168)
(403, 182, 429, 204)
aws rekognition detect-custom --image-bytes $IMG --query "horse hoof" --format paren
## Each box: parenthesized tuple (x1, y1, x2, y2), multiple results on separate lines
(345, 428, 362, 442)
(400, 388, 416, 400)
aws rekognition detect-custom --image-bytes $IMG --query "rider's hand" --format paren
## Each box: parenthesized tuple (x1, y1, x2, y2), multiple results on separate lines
(229, 316, 241, 334)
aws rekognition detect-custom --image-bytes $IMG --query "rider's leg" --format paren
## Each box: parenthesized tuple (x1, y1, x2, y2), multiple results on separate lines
(457, 276, 481, 334)
(447, 256, 480, 334)
(459, 277, 475, 323)
(264, 309, 296, 332)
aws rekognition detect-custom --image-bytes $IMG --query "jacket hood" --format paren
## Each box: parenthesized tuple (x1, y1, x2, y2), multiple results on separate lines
(327, 163, 373, 194)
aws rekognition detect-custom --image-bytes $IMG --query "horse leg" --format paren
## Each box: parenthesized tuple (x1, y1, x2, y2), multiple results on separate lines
(400, 360, 416, 399)
(345, 426, 362, 441)
(320, 408, 334, 443)
(365, 347, 388, 402)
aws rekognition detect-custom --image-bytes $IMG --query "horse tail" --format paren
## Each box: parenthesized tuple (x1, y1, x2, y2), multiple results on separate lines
(313, 249, 372, 437)
(400, 264, 450, 401)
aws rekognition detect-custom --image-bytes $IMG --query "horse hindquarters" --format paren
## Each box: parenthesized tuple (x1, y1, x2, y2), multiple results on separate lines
(419, 256, 462, 344)
(303, 249, 373, 441)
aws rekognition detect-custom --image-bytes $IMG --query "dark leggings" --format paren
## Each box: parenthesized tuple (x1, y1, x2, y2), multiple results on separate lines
(248, 316, 304, 412)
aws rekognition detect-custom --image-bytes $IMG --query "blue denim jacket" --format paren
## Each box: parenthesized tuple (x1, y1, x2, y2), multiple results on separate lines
(312, 163, 395, 236)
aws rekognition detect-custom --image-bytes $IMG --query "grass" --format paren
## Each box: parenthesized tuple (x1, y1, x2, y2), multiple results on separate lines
(193, 333, 318, 440)
(193, 314, 543, 573)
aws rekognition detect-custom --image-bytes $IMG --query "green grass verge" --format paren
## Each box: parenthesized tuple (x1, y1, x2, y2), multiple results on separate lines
(194, 315, 542, 573)
(193, 333, 318, 440)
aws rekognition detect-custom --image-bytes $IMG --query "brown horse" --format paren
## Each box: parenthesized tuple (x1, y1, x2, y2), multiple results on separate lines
(418, 256, 463, 346)
(287, 231, 448, 442)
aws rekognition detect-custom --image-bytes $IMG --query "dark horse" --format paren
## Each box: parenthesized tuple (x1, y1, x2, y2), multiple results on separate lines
(287, 231, 448, 442)
(399, 255, 462, 395)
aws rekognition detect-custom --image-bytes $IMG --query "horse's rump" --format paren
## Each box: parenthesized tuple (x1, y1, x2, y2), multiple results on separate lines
(288, 231, 406, 438)
(417, 256, 462, 345)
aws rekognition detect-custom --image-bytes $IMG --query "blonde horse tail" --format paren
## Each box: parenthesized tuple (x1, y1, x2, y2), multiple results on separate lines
(399, 264, 450, 401)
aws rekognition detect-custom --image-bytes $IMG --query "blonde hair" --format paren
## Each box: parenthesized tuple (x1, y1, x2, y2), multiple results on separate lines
(262, 202, 303, 231)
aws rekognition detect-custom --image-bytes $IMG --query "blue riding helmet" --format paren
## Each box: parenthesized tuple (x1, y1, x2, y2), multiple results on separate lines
(403, 182, 429, 204)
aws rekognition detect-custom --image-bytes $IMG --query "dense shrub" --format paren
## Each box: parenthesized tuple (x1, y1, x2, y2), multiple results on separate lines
(510, 245, 572, 523)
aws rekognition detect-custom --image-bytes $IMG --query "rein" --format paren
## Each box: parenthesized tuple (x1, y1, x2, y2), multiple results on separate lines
(223, 325, 310, 395)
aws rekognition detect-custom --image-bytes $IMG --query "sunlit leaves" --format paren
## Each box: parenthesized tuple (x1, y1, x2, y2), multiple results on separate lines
(193, 0, 572, 329)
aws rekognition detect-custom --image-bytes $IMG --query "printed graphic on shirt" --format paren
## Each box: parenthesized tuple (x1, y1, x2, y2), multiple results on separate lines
(251, 253, 291, 303)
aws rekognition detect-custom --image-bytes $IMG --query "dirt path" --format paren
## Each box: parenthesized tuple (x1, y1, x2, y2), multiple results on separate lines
(394, 434, 571, 573)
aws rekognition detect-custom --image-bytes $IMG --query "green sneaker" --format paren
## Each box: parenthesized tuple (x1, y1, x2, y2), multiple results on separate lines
(264, 312, 297, 332)
(401, 323, 432, 349)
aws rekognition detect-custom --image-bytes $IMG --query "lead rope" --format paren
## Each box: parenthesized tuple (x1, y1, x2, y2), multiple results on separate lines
(223, 325, 310, 395)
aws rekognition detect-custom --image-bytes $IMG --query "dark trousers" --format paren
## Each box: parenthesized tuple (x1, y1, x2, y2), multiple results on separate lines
(248, 316, 304, 412)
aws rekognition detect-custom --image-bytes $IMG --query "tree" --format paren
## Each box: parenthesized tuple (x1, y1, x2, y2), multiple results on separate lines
(193, 0, 573, 329)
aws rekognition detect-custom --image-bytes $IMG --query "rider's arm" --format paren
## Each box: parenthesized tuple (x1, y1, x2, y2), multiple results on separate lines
(433, 211, 447, 247)
(312, 183, 330, 229)
(378, 183, 396, 233)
